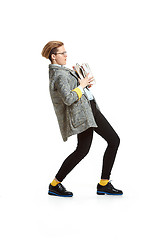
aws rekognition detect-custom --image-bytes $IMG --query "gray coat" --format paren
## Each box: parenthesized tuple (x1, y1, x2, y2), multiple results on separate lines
(49, 64, 100, 142)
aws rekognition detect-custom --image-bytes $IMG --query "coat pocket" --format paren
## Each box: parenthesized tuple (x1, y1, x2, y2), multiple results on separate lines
(69, 102, 86, 128)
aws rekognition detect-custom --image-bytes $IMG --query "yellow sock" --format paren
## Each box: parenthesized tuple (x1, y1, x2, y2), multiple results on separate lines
(51, 179, 60, 187)
(99, 179, 109, 186)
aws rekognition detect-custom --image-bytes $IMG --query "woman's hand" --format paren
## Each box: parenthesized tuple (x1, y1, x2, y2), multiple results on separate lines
(78, 73, 94, 89)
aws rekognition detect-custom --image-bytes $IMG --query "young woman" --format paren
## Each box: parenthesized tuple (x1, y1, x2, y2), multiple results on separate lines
(41, 41, 123, 197)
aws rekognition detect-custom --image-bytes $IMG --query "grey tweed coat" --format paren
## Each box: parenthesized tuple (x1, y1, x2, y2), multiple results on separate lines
(49, 64, 100, 142)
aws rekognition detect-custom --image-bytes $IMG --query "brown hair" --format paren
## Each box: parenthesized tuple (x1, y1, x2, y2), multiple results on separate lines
(41, 41, 64, 62)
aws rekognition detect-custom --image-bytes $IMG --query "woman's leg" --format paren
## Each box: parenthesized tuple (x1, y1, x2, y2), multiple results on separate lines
(93, 107, 120, 180)
(55, 127, 94, 182)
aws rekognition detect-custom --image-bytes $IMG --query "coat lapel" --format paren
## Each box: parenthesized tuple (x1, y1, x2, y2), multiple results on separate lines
(63, 66, 79, 79)
(49, 65, 79, 79)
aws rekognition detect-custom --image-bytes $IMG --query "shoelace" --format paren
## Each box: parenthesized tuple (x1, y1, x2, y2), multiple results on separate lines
(58, 183, 66, 191)
(107, 181, 114, 188)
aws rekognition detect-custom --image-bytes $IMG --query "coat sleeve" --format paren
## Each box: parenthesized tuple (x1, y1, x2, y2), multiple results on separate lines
(54, 73, 82, 106)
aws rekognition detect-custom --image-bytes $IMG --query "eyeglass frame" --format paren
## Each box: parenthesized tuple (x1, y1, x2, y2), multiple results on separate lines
(49, 48, 67, 61)
(54, 51, 67, 56)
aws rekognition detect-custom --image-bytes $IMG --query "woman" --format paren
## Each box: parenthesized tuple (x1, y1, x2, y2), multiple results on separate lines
(41, 41, 123, 197)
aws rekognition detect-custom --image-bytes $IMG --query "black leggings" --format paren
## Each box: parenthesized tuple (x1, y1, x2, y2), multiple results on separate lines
(56, 100, 120, 182)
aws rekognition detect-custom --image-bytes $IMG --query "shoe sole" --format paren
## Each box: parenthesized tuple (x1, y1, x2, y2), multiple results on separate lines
(48, 191, 73, 197)
(97, 191, 123, 195)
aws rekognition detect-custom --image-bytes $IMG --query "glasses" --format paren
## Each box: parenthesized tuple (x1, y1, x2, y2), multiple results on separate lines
(55, 51, 67, 56)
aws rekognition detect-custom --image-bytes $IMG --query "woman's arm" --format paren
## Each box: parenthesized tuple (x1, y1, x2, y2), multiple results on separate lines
(54, 74, 82, 106)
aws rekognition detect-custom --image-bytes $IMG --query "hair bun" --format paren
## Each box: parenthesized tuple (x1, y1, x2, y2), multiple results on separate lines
(41, 41, 64, 59)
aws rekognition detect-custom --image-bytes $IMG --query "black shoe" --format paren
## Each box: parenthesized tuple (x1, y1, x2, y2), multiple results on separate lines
(48, 183, 73, 197)
(97, 181, 123, 195)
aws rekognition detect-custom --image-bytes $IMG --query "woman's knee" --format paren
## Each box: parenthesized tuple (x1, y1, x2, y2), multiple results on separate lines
(109, 134, 120, 148)
(80, 148, 90, 158)
(75, 146, 90, 158)
(116, 135, 120, 147)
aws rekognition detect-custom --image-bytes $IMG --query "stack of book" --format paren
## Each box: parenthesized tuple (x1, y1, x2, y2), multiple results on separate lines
(73, 63, 95, 84)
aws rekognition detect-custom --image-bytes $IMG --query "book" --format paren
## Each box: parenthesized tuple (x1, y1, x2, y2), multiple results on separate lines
(73, 63, 96, 85)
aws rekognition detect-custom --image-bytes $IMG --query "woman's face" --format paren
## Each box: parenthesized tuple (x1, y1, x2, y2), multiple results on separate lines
(52, 45, 67, 65)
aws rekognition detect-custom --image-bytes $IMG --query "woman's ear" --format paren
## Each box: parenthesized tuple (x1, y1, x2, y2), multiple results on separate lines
(51, 54, 56, 61)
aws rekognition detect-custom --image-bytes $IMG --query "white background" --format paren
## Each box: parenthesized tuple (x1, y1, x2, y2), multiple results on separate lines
(0, 0, 160, 239)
